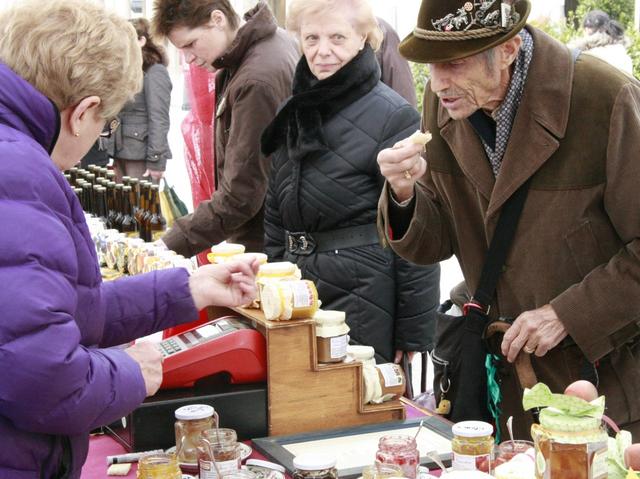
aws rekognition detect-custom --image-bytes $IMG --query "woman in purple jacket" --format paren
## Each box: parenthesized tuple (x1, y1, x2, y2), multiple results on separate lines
(0, 1, 259, 477)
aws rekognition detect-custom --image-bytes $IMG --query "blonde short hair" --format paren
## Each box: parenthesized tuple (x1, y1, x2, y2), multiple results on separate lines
(287, 0, 383, 51)
(0, 0, 143, 120)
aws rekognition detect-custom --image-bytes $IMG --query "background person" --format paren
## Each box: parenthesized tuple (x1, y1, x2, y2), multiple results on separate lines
(108, 17, 173, 184)
(152, 0, 299, 257)
(377, 0, 640, 437)
(569, 9, 633, 75)
(0, 1, 259, 476)
(261, 0, 440, 364)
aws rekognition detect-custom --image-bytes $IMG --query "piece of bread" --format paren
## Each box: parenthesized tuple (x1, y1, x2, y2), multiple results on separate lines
(107, 463, 132, 476)
(408, 130, 432, 146)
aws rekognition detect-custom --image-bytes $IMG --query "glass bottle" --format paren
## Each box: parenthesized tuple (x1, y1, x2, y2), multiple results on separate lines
(147, 185, 167, 242)
(136, 453, 182, 479)
(375, 435, 420, 479)
(174, 404, 218, 465)
(129, 177, 140, 215)
(197, 428, 242, 479)
(113, 184, 124, 232)
(137, 181, 151, 242)
(120, 186, 138, 238)
(106, 170, 116, 183)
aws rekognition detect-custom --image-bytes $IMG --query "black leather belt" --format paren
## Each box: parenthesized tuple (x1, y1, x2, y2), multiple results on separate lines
(285, 224, 380, 256)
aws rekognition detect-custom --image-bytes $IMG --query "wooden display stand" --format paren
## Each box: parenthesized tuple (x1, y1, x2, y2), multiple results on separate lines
(207, 306, 405, 436)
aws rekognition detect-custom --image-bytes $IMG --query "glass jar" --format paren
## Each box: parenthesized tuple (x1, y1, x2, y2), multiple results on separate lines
(198, 428, 242, 479)
(137, 453, 182, 479)
(175, 404, 218, 464)
(260, 280, 319, 321)
(531, 414, 608, 479)
(222, 471, 257, 479)
(246, 459, 286, 479)
(292, 453, 338, 479)
(363, 363, 406, 404)
(494, 440, 535, 469)
(361, 462, 404, 479)
(314, 310, 350, 363)
(375, 434, 420, 479)
(451, 421, 494, 473)
(208, 243, 246, 264)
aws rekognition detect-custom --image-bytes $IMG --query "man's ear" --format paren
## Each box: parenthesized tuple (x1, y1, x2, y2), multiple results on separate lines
(499, 35, 523, 69)
(66, 96, 101, 135)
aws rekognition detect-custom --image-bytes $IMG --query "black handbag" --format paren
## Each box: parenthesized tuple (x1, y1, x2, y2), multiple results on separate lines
(433, 179, 531, 423)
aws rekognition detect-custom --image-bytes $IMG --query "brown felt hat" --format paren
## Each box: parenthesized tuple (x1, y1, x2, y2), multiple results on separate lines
(399, 0, 531, 63)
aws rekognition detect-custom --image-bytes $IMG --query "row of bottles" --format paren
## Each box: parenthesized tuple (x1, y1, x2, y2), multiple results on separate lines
(63, 165, 166, 242)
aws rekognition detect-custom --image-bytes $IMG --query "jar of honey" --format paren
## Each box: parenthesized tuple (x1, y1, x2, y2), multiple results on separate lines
(260, 280, 319, 321)
(375, 434, 420, 479)
(363, 363, 406, 404)
(451, 421, 494, 473)
(137, 453, 182, 479)
(314, 310, 350, 363)
(197, 428, 242, 479)
(292, 453, 338, 479)
(208, 242, 246, 264)
(531, 412, 608, 479)
(174, 404, 218, 464)
(257, 261, 301, 282)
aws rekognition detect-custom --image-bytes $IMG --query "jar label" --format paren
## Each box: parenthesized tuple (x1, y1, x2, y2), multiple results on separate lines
(452, 452, 491, 472)
(199, 459, 240, 479)
(590, 447, 608, 479)
(330, 334, 348, 358)
(376, 363, 403, 387)
(290, 281, 314, 308)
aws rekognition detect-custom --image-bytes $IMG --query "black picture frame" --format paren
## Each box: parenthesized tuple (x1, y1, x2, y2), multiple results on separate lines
(252, 416, 453, 478)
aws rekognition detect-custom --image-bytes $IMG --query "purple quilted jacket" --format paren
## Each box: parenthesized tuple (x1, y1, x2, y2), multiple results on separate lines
(0, 63, 199, 478)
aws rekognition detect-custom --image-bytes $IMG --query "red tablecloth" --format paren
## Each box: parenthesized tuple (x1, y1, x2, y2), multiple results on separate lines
(82, 402, 440, 478)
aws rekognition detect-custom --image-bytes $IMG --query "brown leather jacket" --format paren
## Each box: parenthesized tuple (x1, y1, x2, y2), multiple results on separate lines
(163, 2, 298, 256)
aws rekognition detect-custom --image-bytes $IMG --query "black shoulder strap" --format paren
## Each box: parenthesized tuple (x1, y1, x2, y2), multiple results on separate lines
(472, 179, 531, 311)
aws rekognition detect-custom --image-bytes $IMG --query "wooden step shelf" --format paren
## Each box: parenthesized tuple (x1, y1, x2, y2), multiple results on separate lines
(207, 306, 405, 436)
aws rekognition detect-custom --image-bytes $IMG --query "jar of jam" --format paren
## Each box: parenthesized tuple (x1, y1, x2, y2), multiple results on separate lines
(375, 434, 420, 479)
(363, 363, 406, 404)
(136, 453, 182, 479)
(174, 404, 218, 464)
(198, 428, 242, 479)
(222, 471, 258, 479)
(451, 421, 494, 473)
(292, 453, 338, 479)
(260, 280, 319, 321)
(531, 412, 608, 479)
(314, 310, 350, 363)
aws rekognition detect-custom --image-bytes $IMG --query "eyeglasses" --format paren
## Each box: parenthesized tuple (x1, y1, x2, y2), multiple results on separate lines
(99, 118, 120, 138)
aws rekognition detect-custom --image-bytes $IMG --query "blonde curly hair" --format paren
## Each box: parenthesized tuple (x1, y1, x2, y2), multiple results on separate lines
(0, 0, 142, 119)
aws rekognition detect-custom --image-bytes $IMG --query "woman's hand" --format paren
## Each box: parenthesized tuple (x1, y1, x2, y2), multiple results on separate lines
(188, 258, 260, 311)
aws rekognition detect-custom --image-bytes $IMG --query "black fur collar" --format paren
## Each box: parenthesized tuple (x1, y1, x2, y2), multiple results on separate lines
(261, 44, 380, 160)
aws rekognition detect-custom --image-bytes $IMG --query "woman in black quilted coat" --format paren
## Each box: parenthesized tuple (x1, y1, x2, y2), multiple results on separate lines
(261, 0, 440, 363)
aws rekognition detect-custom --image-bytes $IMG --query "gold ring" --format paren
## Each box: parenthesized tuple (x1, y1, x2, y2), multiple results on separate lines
(523, 345, 536, 354)
(403, 170, 412, 180)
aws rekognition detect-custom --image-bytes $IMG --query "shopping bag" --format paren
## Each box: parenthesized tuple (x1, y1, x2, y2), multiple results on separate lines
(159, 187, 176, 228)
(160, 179, 189, 224)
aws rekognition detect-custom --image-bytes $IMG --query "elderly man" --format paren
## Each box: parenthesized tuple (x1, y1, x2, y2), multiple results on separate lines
(377, 0, 640, 438)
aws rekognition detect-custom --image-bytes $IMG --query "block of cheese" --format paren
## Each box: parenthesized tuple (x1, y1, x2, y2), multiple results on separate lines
(408, 130, 432, 146)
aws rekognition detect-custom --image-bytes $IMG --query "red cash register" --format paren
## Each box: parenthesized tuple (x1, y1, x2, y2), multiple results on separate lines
(159, 316, 267, 389)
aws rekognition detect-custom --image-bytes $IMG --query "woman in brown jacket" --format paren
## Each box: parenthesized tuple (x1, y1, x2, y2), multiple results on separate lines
(152, 0, 299, 257)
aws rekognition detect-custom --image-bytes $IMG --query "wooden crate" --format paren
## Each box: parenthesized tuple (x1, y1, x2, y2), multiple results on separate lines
(208, 306, 405, 436)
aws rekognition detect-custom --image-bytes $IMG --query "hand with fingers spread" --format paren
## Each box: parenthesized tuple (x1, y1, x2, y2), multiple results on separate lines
(500, 304, 567, 362)
(188, 258, 260, 311)
(377, 131, 430, 203)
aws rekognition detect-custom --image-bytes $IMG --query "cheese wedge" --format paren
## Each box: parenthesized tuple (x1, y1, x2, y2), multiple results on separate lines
(107, 463, 132, 476)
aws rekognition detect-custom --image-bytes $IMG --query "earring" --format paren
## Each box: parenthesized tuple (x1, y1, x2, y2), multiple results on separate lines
(74, 132, 80, 137)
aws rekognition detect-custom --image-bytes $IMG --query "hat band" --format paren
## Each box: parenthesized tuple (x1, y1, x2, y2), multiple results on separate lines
(413, 26, 508, 41)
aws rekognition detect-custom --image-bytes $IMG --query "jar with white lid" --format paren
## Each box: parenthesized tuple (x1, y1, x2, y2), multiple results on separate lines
(451, 421, 494, 473)
(346, 345, 376, 367)
(292, 453, 338, 479)
(245, 459, 286, 479)
(362, 363, 406, 404)
(261, 280, 319, 321)
(208, 242, 245, 264)
(174, 404, 218, 465)
(257, 262, 301, 283)
(314, 310, 350, 363)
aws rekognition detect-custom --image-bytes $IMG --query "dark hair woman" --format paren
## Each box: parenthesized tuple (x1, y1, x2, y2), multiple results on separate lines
(108, 17, 173, 183)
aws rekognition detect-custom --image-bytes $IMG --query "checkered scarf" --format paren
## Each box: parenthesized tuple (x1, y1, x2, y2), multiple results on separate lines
(482, 29, 534, 176)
